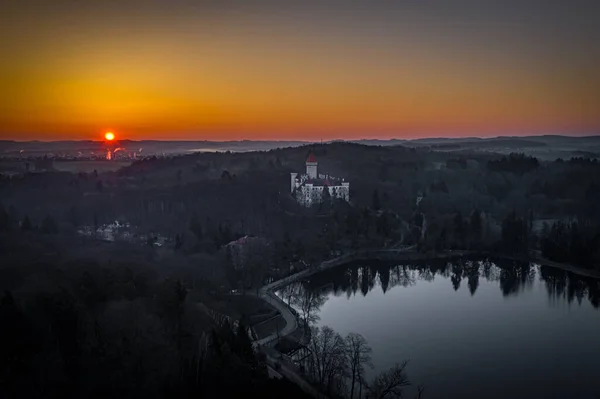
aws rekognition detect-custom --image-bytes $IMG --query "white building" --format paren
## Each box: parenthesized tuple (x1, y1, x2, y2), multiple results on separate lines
(291, 153, 350, 207)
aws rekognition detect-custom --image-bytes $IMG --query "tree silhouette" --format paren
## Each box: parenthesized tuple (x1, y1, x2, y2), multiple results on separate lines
(7, 206, 18, 231)
(306, 326, 347, 393)
(189, 213, 203, 241)
(467, 265, 480, 296)
(0, 291, 37, 397)
(21, 216, 32, 231)
(0, 203, 8, 231)
(41, 215, 59, 234)
(372, 189, 381, 211)
(175, 234, 183, 250)
(453, 212, 466, 248)
(67, 205, 79, 227)
(501, 211, 528, 253)
(369, 360, 422, 399)
(469, 210, 482, 249)
(93, 212, 99, 232)
(345, 333, 373, 399)
(322, 186, 331, 205)
(235, 321, 256, 366)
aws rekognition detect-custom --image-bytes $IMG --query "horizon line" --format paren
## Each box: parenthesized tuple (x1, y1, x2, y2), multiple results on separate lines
(2, 133, 600, 144)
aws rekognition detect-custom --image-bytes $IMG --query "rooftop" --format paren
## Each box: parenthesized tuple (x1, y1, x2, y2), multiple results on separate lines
(306, 153, 317, 163)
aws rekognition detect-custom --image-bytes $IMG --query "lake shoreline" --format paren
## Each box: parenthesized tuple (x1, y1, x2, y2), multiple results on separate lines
(256, 247, 600, 343)
(316, 249, 600, 281)
(254, 247, 600, 346)
(251, 247, 599, 398)
(271, 248, 600, 399)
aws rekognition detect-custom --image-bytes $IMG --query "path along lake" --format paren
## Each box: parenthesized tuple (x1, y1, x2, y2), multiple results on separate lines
(277, 258, 600, 399)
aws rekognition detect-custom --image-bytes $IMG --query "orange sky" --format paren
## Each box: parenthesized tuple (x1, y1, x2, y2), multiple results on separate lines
(1, 1, 599, 141)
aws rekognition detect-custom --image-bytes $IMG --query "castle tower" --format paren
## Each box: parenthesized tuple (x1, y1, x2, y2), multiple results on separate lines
(306, 153, 318, 179)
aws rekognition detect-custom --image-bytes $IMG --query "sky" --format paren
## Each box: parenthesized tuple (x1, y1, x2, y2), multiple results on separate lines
(1, 0, 599, 141)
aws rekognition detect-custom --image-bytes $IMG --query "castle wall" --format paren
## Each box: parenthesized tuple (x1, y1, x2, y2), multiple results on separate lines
(292, 160, 350, 207)
(294, 183, 350, 207)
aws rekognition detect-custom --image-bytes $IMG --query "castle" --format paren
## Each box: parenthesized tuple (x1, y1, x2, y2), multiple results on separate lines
(291, 153, 350, 207)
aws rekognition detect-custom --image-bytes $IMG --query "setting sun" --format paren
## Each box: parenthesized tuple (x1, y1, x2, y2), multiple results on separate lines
(105, 132, 115, 141)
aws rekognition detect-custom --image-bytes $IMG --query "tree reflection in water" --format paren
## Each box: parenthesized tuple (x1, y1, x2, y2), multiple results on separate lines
(539, 265, 600, 308)
(279, 280, 327, 326)
(278, 257, 600, 329)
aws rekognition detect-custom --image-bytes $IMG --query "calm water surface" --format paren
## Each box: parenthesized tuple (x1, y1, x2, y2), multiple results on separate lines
(277, 258, 600, 399)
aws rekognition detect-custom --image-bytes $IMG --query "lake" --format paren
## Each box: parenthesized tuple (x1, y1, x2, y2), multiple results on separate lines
(277, 258, 600, 399)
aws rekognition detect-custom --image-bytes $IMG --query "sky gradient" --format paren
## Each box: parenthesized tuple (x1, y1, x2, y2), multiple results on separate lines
(1, 1, 599, 141)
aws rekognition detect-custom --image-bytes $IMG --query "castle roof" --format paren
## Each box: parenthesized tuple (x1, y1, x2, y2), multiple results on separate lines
(306, 153, 317, 163)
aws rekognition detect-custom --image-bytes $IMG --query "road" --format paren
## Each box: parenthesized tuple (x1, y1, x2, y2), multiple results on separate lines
(251, 246, 415, 397)
(254, 289, 298, 347)
(251, 246, 596, 398)
(254, 246, 416, 347)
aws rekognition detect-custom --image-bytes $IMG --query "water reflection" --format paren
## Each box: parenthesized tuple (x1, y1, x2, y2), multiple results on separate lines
(279, 258, 600, 320)
(279, 282, 327, 326)
(539, 265, 600, 308)
(277, 258, 600, 399)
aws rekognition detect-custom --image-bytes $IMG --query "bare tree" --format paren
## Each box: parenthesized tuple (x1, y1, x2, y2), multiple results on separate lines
(368, 360, 422, 399)
(290, 284, 327, 326)
(345, 333, 373, 399)
(307, 326, 348, 394)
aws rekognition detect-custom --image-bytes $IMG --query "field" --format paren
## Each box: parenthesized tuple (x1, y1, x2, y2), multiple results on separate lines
(53, 160, 131, 173)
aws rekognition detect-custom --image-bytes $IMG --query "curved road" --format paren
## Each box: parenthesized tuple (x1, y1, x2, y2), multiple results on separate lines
(254, 246, 415, 347)
(251, 247, 414, 398)
(253, 256, 344, 347)
(254, 288, 298, 347)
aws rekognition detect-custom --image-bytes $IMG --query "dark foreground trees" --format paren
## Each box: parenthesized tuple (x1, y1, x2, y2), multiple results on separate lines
(346, 333, 373, 399)
(500, 211, 529, 254)
(0, 288, 312, 399)
(304, 326, 423, 398)
(0, 230, 425, 399)
(0, 231, 311, 399)
(369, 361, 424, 399)
(541, 221, 600, 269)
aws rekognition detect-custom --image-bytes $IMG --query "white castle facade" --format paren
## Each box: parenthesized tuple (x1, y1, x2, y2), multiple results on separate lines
(291, 153, 350, 207)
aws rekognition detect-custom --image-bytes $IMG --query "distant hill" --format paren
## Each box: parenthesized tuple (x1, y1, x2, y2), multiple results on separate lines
(1, 135, 599, 159)
(0, 140, 310, 157)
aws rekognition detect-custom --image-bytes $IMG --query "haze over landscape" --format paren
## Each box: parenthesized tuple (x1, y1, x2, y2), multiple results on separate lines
(2, 0, 599, 141)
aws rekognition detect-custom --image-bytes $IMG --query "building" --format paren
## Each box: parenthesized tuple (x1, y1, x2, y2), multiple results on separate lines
(291, 153, 350, 207)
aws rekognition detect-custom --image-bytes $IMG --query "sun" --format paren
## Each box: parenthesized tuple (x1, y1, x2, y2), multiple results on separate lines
(105, 132, 115, 141)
